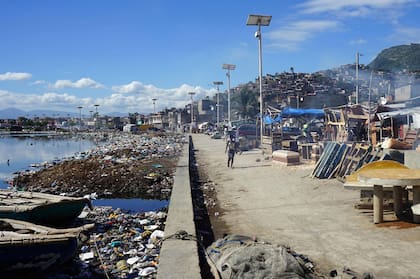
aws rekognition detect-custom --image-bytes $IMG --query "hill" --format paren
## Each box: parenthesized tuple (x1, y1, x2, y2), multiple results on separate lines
(368, 44, 420, 72)
(0, 107, 129, 119)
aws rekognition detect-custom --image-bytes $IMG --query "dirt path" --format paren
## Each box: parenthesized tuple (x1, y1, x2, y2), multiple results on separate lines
(192, 133, 420, 278)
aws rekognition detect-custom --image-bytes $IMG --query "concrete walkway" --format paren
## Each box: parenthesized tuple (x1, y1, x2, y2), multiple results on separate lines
(192, 133, 420, 279)
(158, 140, 200, 279)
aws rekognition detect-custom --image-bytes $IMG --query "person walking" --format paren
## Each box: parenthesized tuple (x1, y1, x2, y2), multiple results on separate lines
(225, 134, 236, 168)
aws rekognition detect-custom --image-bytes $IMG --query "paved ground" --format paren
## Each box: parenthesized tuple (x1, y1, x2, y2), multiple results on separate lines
(192, 133, 420, 279)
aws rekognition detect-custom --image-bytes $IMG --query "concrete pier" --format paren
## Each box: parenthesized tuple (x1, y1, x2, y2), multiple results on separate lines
(157, 138, 201, 279)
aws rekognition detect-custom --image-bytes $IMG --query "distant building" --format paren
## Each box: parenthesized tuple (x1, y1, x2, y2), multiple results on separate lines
(197, 98, 216, 123)
(149, 112, 168, 129)
(123, 124, 138, 133)
(394, 84, 420, 102)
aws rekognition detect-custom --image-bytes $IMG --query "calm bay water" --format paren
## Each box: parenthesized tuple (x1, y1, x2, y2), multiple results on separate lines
(0, 134, 168, 212)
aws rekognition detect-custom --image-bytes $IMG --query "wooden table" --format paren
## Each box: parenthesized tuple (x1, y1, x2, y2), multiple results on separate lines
(358, 169, 420, 224)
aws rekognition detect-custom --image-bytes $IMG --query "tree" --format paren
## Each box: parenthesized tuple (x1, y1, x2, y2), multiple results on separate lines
(232, 87, 258, 120)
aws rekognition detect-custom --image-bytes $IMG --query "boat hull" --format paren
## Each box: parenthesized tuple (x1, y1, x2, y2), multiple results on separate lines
(0, 218, 93, 274)
(0, 199, 88, 224)
(0, 237, 78, 273)
(0, 191, 91, 225)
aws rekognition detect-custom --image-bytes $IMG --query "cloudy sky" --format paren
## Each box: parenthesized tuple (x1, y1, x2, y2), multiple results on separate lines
(1, 0, 419, 115)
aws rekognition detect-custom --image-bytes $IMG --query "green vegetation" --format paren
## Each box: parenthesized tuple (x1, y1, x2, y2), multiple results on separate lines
(232, 87, 259, 120)
(369, 44, 420, 73)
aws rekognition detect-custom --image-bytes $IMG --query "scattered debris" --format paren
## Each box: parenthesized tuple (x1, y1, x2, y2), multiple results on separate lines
(13, 133, 185, 199)
(46, 206, 168, 279)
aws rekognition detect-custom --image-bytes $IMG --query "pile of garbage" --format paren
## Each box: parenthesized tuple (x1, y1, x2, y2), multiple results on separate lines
(47, 206, 168, 279)
(13, 133, 185, 199)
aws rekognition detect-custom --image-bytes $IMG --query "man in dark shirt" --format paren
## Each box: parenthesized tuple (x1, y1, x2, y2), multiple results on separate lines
(225, 135, 236, 168)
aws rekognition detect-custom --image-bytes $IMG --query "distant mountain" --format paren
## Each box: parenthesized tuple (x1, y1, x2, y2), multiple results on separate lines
(0, 108, 78, 119)
(0, 108, 27, 119)
(369, 44, 420, 72)
(0, 108, 129, 119)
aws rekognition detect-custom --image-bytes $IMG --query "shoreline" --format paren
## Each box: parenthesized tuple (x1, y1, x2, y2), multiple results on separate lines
(10, 132, 184, 199)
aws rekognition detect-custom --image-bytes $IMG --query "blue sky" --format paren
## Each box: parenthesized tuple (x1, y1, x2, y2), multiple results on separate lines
(1, 0, 419, 115)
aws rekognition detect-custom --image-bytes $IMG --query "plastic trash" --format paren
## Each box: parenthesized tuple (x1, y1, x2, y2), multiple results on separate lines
(79, 251, 95, 261)
(116, 259, 128, 272)
(139, 267, 156, 276)
(127, 256, 140, 265)
(144, 224, 159, 231)
(150, 230, 164, 241)
(412, 204, 420, 223)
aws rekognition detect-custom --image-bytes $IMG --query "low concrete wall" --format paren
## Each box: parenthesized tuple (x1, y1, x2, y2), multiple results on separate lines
(157, 137, 201, 279)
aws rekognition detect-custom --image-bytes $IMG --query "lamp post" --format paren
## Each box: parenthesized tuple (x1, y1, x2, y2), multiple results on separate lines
(188, 92, 195, 133)
(247, 14, 272, 147)
(355, 52, 363, 105)
(213, 81, 223, 129)
(152, 98, 157, 114)
(94, 104, 100, 129)
(222, 64, 235, 128)
(77, 106, 83, 128)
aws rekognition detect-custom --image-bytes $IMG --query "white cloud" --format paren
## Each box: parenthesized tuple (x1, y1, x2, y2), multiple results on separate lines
(390, 26, 420, 44)
(0, 81, 213, 114)
(33, 80, 47, 85)
(52, 77, 105, 89)
(349, 38, 368, 45)
(267, 20, 340, 50)
(0, 72, 32, 81)
(297, 0, 416, 15)
(0, 90, 92, 110)
(111, 81, 209, 112)
(111, 81, 155, 94)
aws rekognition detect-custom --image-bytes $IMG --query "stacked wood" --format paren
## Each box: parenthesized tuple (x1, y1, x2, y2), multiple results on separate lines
(311, 142, 389, 180)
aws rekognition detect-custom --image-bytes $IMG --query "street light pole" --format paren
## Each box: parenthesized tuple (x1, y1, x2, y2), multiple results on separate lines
(152, 98, 157, 114)
(77, 106, 83, 128)
(247, 14, 272, 147)
(222, 64, 235, 128)
(188, 92, 195, 133)
(355, 52, 363, 105)
(94, 104, 99, 129)
(213, 81, 223, 129)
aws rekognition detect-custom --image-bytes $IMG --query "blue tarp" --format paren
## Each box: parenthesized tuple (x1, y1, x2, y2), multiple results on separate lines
(281, 108, 325, 118)
(263, 108, 324, 124)
(264, 115, 276, 124)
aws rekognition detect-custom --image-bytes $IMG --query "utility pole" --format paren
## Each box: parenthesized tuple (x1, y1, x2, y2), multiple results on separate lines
(355, 52, 363, 104)
(222, 64, 236, 128)
(188, 92, 195, 133)
(77, 106, 83, 128)
(213, 81, 223, 129)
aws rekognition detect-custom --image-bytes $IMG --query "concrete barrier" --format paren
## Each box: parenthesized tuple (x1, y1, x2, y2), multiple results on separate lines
(157, 136, 201, 279)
